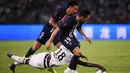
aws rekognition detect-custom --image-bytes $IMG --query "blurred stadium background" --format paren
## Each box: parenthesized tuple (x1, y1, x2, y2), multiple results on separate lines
(0, 0, 130, 23)
(0, 0, 130, 73)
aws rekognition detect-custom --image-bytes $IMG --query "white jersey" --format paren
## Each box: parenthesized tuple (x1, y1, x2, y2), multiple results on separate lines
(29, 45, 73, 69)
(50, 45, 73, 66)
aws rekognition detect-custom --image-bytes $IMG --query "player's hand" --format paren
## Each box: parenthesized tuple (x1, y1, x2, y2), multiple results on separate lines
(82, 56, 88, 61)
(46, 42, 52, 51)
(88, 39, 92, 44)
(84, 57, 88, 61)
(81, 55, 88, 61)
(86, 37, 92, 44)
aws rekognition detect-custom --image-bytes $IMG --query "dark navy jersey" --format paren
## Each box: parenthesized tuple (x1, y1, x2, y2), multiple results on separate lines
(43, 8, 67, 32)
(52, 8, 67, 23)
(58, 16, 83, 40)
(58, 16, 83, 51)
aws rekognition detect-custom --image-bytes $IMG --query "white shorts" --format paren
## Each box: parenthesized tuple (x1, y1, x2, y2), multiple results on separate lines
(29, 52, 49, 69)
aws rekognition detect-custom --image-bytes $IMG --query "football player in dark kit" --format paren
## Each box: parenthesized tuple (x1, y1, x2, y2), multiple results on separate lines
(47, 9, 106, 73)
(25, 1, 79, 58)
(59, 9, 91, 73)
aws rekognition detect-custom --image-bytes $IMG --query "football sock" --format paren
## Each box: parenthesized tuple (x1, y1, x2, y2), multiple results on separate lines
(11, 55, 25, 63)
(25, 47, 35, 58)
(11, 55, 29, 64)
(13, 62, 20, 65)
(69, 55, 79, 70)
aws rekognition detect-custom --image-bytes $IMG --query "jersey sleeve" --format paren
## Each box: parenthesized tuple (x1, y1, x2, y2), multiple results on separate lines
(52, 8, 60, 20)
(77, 23, 82, 30)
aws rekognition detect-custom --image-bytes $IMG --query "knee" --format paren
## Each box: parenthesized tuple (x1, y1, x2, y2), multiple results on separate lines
(73, 49, 82, 56)
(33, 42, 42, 50)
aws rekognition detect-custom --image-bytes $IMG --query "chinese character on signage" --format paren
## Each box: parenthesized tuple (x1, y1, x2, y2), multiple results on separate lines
(100, 27, 110, 39)
(117, 26, 127, 39)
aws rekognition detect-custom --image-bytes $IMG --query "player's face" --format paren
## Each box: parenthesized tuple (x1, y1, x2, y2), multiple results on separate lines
(69, 5, 79, 14)
(78, 15, 90, 22)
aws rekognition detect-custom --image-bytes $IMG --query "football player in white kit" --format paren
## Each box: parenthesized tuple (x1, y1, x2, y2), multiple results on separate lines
(7, 45, 73, 70)
(7, 44, 106, 73)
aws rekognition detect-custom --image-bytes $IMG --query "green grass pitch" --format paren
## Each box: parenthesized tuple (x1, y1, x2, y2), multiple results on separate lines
(0, 40, 130, 73)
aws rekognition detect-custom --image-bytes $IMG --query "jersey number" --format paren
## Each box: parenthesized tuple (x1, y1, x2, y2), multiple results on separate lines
(55, 49, 66, 61)
(64, 37, 71, 44)
(39, 32, 44, 39)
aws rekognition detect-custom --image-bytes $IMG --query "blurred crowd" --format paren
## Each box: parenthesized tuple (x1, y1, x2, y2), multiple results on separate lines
(0, 0, 129, 24)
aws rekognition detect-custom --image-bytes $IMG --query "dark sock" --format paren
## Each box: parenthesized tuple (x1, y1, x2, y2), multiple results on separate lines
(69, 55, 79, 70)
(25, 47, 35, 58)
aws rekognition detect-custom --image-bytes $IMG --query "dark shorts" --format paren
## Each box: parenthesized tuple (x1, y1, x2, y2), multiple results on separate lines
(36, 31, 51, 45)
(61, 36, 80, 52)
(36, 27, 60, 45)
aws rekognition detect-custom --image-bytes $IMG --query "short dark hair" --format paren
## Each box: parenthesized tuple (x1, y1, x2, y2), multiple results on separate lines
(78, 9, 91, 17)
(67, 1, 79, 8)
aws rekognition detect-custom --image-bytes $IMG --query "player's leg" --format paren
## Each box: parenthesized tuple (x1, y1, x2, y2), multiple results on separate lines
(8, 52, 51, 69)
(25, 41, 42, 58)
(64, 47, 81, 73)
(7, 51, 30, 73)
(7, 51, 29, 64)
(9, 62, 17, 73)
(7, 52, 52, 70)
(64, 37, 83, 73)
(64, 55, 79, 73)
(77, 59, 106, 71)
(25, 31, 51, 58)
(8, 59, 30, 73)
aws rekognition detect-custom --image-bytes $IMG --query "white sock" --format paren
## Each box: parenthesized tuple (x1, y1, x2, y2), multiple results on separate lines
(11, 55, 24, 63)
(13, 62, 20, 65)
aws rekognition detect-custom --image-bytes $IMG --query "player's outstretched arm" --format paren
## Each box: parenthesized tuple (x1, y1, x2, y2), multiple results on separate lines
(77, 59, 106, 71)
(77, 28, 92, 44)
(46, 27, 60, 49)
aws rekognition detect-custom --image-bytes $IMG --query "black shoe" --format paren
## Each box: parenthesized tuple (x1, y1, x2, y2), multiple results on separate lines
(9, 63, 16, 73)
(7, 51, 13, 58)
